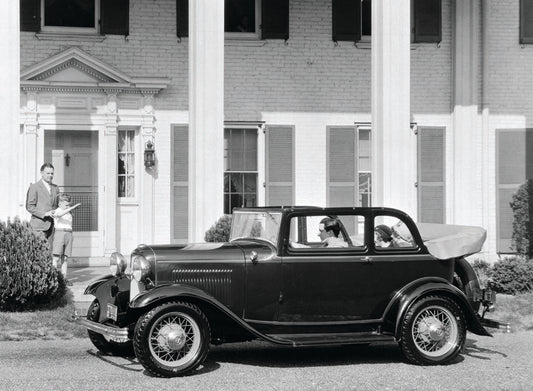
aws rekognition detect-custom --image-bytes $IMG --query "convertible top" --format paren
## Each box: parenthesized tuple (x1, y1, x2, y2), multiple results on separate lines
(417, 223, 487, 260)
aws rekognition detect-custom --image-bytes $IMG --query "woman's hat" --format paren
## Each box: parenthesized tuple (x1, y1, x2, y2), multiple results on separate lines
(375, 224, 393, 242)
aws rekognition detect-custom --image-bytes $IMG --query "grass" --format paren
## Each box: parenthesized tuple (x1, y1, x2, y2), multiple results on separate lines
(488, 292, 533, 333)
(0, 292, 532, 342)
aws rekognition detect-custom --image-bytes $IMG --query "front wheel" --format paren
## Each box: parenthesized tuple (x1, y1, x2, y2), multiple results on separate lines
(399, 295, 466, 365)
(133, 301, 210, 377)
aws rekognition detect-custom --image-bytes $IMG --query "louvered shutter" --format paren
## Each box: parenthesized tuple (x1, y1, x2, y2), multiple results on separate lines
(332, 0, 361, 42)
(417, 127, 445, 223)
(328, 127, 357, 206)
(261, 0, 289, 40)
(413, 0, 441, 43)
(520, 0, 533, 44)
(172, 125, 189, 242)
(20, 0, 40, 32)
(496, 129, 533, 252)
(176, 0, 188, 38)
(101, 0, 129, 36)
(265, 126, 294, 206)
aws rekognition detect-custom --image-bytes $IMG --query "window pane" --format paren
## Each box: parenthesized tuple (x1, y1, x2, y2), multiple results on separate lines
(243, 173, 257, 192)
(126, 176, 135, 197)
(118, 176, 126, 197)
(230, 193, 243, 211)
(118, 133, 126, 152)
(243, 194, 256, 207)
(127, 131, 135, 151)
(230, 173, 243, 193)
(225, 0, 256, 32)
(127, 153, 135, 175)
(45, 0, 95, 28)
(118, 155, 126, 175)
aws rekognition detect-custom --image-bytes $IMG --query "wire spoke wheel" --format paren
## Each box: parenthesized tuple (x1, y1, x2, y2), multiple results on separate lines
(148, 311, 201, 368)
(412, 306, 458, 357)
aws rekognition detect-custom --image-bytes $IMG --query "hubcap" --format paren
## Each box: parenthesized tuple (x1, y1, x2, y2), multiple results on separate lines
(148, 311, 201, 368)
(412, 305, 459, 358)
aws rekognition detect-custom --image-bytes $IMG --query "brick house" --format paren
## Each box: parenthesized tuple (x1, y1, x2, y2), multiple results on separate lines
(0, 0, 532, 264)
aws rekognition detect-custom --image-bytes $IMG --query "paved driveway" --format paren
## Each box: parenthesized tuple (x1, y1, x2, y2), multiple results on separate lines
(1, 332, 532, 390)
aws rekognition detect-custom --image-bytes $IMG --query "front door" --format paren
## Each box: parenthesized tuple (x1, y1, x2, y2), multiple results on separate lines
(44, 130, 100, 256)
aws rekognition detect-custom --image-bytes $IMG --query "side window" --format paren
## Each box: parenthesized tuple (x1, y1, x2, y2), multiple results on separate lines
(374, 216, 416, 249)
(288, 214, 365, 250)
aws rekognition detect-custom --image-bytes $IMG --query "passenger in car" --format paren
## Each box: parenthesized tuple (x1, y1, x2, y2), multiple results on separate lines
(374, 224, 393, 248)
(319, 218, 348, 248)
(391, 221, 414, 247)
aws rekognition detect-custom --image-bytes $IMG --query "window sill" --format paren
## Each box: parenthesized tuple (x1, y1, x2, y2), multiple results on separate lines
(353, 42, 439, 50)
(225, 39, 266, 47)
(117, 199, 139, 206)
(35, 32, 107, 42)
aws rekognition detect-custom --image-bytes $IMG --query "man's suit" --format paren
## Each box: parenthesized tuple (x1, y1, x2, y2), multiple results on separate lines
(26, 180, 59, 236)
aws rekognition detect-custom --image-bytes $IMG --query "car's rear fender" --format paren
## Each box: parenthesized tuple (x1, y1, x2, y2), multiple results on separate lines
(129, 284, 293, 345)
(384, 278, 492, 338)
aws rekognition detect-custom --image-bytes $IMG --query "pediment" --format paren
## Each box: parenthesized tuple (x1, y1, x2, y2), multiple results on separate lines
(20, 47, 169, 94)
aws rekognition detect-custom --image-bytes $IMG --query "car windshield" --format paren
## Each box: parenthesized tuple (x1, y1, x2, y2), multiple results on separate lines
(230, 211, 282, 245)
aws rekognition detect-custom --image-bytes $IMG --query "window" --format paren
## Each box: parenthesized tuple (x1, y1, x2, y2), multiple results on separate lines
(42, 0, 98, 33)
(118, 130, 135, 198)
(225, 0, 258, 36)
(288, 213, 366, 250)
(358, 128, 372, 207)
(224, 128, 258, 213)
(374, 215, 416, 249)
(520, 0, 533, 44)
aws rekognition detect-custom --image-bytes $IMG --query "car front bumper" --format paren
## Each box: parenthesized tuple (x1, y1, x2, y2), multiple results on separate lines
(71, 311, 129, 340)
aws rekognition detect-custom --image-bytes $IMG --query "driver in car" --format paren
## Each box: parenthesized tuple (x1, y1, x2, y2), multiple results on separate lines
(318, 218, 348, 248)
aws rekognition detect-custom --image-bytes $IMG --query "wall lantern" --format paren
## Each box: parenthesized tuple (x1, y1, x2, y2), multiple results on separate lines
(144, 140, 156, 168)
(64, 153, 71, 167)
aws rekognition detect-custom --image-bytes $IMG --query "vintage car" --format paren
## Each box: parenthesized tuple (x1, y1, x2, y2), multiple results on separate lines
(74, 206, 505, 377)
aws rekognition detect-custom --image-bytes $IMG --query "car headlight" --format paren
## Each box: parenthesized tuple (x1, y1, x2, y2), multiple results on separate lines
(132, 254, 151, 282)
(109, 252, 127, 276)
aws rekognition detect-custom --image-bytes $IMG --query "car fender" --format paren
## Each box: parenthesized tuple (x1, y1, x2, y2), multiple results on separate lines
(129, 284, 294, 345)
(84, 274, 115, 295)
(385, 277, 492, 338)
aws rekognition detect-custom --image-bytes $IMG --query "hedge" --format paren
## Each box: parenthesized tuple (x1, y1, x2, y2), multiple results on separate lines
(510, 179, 533, 258)
(204, 215, 232, 243)
(0, 218, 66, 311)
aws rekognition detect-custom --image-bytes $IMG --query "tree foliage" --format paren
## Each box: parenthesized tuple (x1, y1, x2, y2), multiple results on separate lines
(204, 215, 232, 243)
(510, 179, 533, 258)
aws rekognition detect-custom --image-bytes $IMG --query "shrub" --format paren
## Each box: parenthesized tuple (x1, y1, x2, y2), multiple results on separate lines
(204, 215, 232, 242)
(0, 218, 66, 311)
(489, 257, 533, 295)
(472, 259, 492, 288)
(509, 179, 533, 258)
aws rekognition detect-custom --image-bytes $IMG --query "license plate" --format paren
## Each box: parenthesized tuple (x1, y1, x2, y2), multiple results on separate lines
(106, 303, 118, 321)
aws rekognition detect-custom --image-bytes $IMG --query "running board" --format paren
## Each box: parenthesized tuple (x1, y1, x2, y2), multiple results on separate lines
(266, 332, 394, 347)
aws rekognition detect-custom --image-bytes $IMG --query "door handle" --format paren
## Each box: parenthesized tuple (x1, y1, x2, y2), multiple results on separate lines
(362, 256, 372, 262)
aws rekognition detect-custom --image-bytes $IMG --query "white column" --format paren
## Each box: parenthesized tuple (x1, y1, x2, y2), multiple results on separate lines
(371, 0, 415, 215)
(141, 93, 155, 244)
(103, 93, 118, 256)
(22, 90, 39, 218)
(452, 1, 482, 226)
(189, 0, 225, 242)
(0, 1, 20, 220)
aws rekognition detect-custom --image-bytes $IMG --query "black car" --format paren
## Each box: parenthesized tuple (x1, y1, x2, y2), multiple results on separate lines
(74, 206, 504, 377)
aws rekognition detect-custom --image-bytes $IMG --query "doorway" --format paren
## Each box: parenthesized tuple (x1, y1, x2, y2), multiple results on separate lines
(44, 130, 100, 256)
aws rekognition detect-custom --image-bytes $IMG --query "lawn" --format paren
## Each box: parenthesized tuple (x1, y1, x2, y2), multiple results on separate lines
(0, 292, 531, 341)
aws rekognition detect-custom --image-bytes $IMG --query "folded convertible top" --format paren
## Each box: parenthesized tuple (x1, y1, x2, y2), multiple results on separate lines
(416, 223, 487, 260)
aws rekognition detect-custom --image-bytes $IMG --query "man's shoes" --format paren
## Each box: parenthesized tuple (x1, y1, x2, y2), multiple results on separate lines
(66, 280, 73, 286)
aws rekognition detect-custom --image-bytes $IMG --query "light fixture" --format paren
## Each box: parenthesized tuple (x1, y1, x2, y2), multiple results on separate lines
(144, 140, 155, 168)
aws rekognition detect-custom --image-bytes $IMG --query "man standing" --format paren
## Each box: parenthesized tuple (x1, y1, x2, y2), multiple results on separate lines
(26, 163, 59, 247)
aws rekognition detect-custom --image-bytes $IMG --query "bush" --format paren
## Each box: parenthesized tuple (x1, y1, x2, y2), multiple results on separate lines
(204, 215, 232, 242)
(0, 218, 66, 311)
(510, 179, 533, 258)
(489, 257, 533, 295)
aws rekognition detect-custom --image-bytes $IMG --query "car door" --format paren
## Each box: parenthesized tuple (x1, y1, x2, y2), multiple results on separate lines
(279, 212, 386, 322)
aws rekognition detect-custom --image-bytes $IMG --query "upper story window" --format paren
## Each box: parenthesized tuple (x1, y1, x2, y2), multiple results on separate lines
(43, 0, 98, 33)
(225, 0, 259, 39)
(520, 0, 533, 44)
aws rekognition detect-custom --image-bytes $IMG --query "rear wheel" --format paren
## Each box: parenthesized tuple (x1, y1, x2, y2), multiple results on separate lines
(133, 301, 210, 377)
(399, 295, 466, 365)
(86, 299, 134, 356)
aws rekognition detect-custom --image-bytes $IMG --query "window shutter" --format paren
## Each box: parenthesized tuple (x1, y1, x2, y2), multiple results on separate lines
(413, 0, 441, 43)
(261, 0, 289, 40)
(520, 0, 533, 44)
(20, 0, 40, 32)
(496, 129, 533, 252)
(101, 0, 129, 36)
(328, 127, 356, 206)
(332, 0, 361, 42)
(176, 0, 188, 38)
(172, 125, 189, 242)
(265, 126, 294, 206)
(417, 127, 445, 223)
